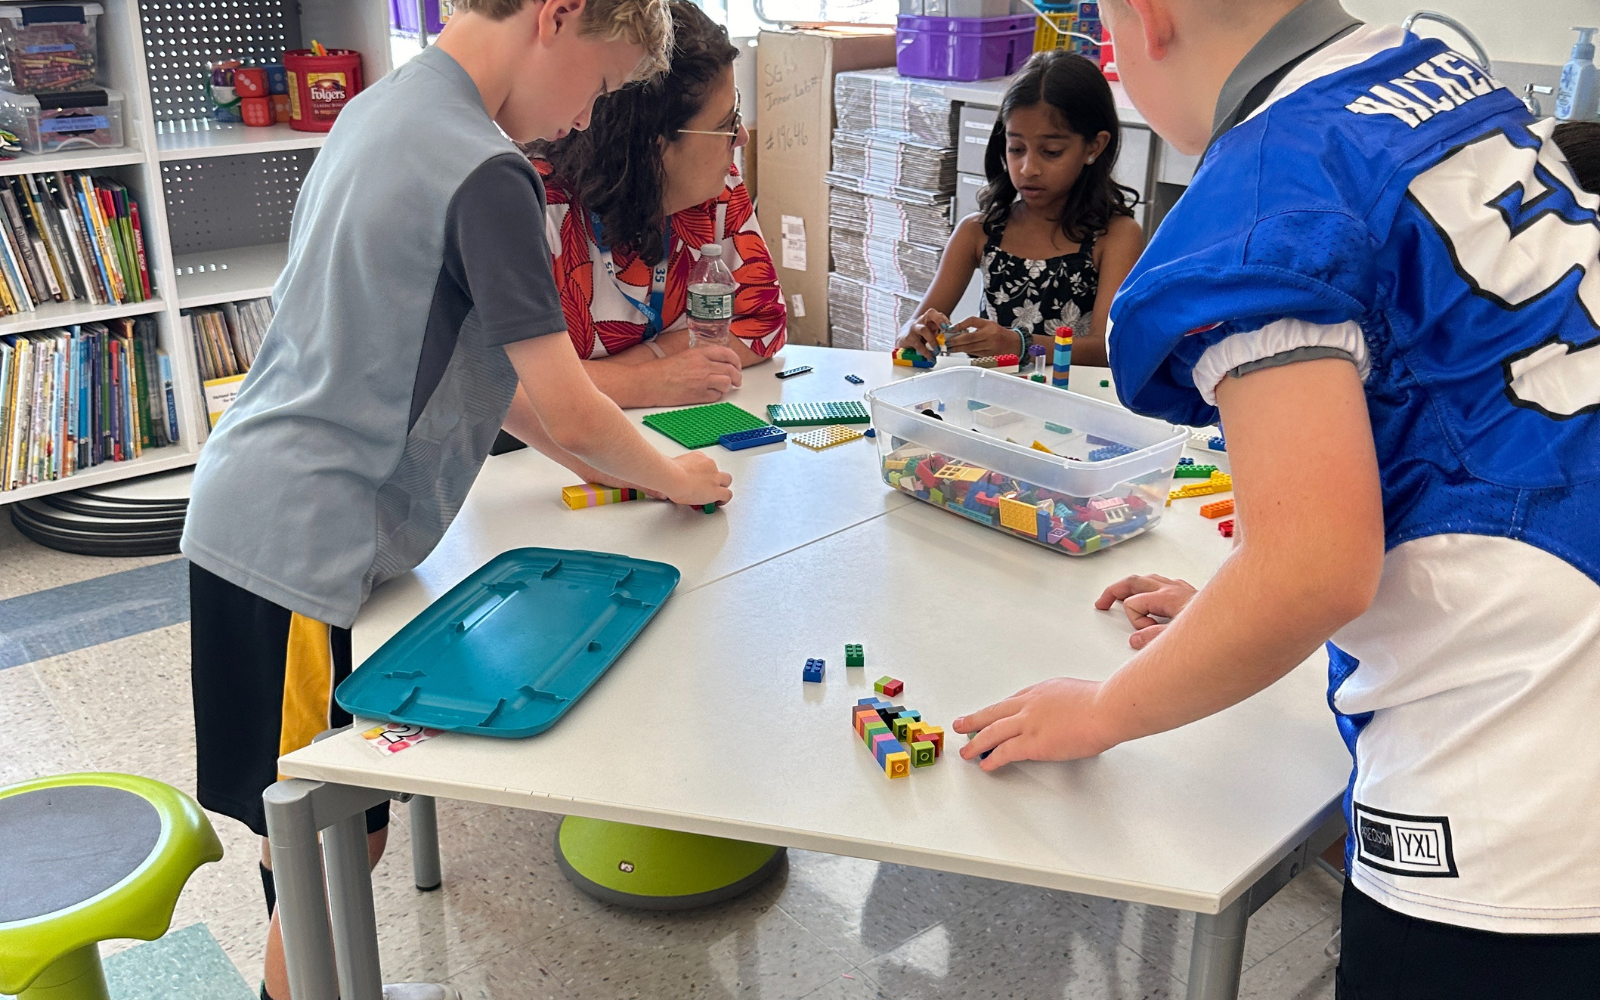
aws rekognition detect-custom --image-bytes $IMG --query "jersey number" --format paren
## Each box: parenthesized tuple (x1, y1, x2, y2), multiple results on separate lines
(1409, 122, 1600, 419)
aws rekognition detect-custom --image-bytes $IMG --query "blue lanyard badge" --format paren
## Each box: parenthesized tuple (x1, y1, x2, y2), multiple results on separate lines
(590, 211, 671, 338)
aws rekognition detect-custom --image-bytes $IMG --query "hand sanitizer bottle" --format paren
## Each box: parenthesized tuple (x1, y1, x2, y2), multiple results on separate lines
(1556, 27, 1599, 122)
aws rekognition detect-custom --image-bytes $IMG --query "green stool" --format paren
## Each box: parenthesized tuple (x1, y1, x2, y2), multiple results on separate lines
(555, 816, 784, 910)
(0, 773, 223, 1000)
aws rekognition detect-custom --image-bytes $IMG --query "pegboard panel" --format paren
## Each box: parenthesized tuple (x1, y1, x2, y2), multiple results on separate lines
(140, 0, 302, 127)
(162, 150, 315, 255)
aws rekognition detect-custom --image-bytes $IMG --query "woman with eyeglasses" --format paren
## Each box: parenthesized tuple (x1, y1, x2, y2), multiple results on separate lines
(531, 0, 783, 408)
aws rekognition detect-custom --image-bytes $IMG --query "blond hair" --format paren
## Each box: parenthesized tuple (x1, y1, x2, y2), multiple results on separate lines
(452, 0, 673, 76)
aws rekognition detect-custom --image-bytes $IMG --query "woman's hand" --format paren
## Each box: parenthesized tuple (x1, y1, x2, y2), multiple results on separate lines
(898, 309, 949, 358)
(945, 316, 1024, 359)
(649, 345, 744, 404)
(952, 677, 1120, 770)
(1094, 574, 1198, 649)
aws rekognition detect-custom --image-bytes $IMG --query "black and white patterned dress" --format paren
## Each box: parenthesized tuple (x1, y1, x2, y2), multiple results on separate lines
(979, 221, 1099, 340)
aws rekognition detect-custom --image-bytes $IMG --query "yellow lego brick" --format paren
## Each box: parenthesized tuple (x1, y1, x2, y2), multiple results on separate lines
(934, 463, 985, 482)
(998, 495, 1040, 536)
(1167, 472, 1233, 505)
(885, 751, 911, 778)
(1031, 440, 1055, 454)
(793, 424, 865, 451)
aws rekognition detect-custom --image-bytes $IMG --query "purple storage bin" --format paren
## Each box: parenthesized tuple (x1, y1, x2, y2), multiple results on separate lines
(896, 14, 1037, 82)
(390, 0, 447, 36)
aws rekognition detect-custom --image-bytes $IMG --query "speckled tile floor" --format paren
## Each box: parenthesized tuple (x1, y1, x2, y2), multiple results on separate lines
(0, 514, 1342, 999)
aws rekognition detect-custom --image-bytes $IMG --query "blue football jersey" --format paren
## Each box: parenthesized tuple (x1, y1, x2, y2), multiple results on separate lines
(1110, 25, 1600, 932)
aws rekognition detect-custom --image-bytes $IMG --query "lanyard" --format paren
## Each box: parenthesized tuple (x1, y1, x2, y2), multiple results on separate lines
(590, 211, 671, 339)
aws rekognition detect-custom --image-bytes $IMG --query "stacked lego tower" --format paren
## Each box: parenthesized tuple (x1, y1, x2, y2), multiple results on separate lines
(826, 69, 959, 352)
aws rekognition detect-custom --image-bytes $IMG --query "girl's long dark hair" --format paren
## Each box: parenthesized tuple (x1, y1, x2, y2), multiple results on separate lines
(980, 51, 1138, 245)
(533, 0, 737, 264)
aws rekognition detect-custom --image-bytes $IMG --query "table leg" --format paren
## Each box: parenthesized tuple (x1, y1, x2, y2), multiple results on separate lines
(324, 809, 384, 1000)
(263, 779, 340, 1000)
(1186, 895, 1248, 1000)
(409, 795, 442, 891)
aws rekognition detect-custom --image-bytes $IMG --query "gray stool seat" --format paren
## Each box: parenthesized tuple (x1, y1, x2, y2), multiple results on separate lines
(0, 785, 163, 923)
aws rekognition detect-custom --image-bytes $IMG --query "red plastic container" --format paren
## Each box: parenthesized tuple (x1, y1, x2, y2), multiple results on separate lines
(283, 48, 362, 132)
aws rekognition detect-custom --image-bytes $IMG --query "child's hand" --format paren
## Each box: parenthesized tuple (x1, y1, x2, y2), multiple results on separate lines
(664, 452, 733, 508)
(952, 677, 1120, 770)
(1094, 574, 1198, 649)
(945, 317, 1023, 358)
(898, 309, 949, 358)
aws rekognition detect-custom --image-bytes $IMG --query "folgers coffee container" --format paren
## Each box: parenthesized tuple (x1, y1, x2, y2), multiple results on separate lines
(283, 48, 362, 132)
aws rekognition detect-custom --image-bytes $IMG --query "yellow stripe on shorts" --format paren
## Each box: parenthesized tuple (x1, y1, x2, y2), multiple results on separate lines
(278, 612, 335, 777)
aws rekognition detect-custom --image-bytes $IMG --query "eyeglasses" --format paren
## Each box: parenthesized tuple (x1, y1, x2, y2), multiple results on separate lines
(676, 91, 743, 144)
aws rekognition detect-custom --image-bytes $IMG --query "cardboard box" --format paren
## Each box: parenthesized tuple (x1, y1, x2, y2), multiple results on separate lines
(757, 28, 895, 346)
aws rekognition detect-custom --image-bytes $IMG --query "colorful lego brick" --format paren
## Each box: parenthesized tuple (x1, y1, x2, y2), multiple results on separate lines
(872, 733, 902, 764)
(1218, 518, 1235, 538)
(845, 643, 864, 667)
(968, 400, 991, 410)
(919, 725, 945, 756)
(893, 715, 915, 741)
(766, 400, 871, 426)
(641, 402, 769, 449)
(864, 427, 876, 437)
(885, 751, 911, 778)
(972, 355, 997, 369)
(1200, 498, 1235, 519)
(803, 657, 825, 682)
(1208, 435, 1227, 451)
(561, 483, 643, 509)
(1030, 440, 1055, 454)
(1173, 464, 1219, 479)
(702, 503, 717, 514)
(793, 424, 864, 450)
(973, 406, 1022, 428)
(1099, 379, 1110, 388)
(1088, 443, 1135, 462)
(910, 741, 936, 767)
(1047, 526, 1069, 544)
(1085, 434, 1120, 446)
(1031, 373, 1046, 382)
(1178, 456, 1194, 466)
(874, 676, 904, 697)
(928, 487, 944, 506)
(852, 706, 879, 735)
(863, 722, 890, 748)
(1044, 421, 1072, 434)
(1052, 326, 1073, 388)
(845, 374, 864, 384)
(934, 463, 985, 482)
(720, 425, 789, 450)
(998, 495, 1040, 536)
(1167, 472, 1234, 504)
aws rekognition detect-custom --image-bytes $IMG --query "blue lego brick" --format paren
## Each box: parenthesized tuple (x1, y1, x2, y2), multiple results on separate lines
(968, 400, 991, 410)
(1208, 435, 1227, 451)
(864, 427, 876, 438)
(803, 657, 825, 682)
(720, 425, 789, 451)
(1085, 434, 1120, 446)
(874, 736, 907, 767)
(1178, 456, 1194, 466)
(845, 374, 864, 384)
(1088, 443, 1135, 462)
(1043, 421, 1072, 434)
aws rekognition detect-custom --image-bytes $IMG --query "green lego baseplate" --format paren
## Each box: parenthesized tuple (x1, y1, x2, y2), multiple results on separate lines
(642, 402, 769, 449)
(766, 400, 870, 427)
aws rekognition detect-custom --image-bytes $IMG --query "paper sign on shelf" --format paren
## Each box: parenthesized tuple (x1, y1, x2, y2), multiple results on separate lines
(781, 214, 807, 272)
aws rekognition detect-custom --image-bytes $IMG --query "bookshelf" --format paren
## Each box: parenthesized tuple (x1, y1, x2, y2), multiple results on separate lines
(0, 0, 394, 504)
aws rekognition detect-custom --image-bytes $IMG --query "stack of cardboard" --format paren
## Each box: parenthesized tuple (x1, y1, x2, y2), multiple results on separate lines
(826, 69, 959, 351)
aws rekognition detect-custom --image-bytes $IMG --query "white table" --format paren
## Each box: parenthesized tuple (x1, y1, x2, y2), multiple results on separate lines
(266, 345, 1348, 1000)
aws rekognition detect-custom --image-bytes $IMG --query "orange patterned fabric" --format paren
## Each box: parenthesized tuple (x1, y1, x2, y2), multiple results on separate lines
(535, 159, 786, 360)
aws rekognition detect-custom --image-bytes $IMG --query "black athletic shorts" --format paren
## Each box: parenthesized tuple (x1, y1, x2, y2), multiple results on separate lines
(1338, 882, 1600, 999)
(190, 562, 389, 838)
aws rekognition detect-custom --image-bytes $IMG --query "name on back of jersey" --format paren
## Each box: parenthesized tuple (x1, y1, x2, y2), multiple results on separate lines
(1345, 52, 1504, 128)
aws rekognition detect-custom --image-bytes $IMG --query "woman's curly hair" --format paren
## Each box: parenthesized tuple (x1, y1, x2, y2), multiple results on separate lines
(533, 0, 738, 265)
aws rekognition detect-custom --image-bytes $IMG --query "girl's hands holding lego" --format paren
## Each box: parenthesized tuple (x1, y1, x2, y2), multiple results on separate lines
(1095, 574, 1198, 649)
(945, 317, 1021, 358)
(899, 309, 950, 358)
(652, 345, 743, 404)
(664, 451, 733, 508)
(952, 677, 1119, 769)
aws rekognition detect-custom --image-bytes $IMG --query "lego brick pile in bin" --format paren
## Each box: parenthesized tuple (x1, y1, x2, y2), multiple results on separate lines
(882, 443, 1168, 554)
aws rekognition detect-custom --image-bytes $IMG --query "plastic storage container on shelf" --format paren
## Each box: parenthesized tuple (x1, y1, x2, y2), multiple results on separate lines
(0, 3, 101, 94)
(866, 368, 1186, 555)
(0, 84, 120, 153)
(896, 14, 1037, 82)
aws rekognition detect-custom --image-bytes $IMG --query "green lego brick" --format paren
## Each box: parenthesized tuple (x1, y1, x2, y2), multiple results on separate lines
(765, 400, 870, 427)
(1044, 421, 1072, 434)
(845, 643, 864, 667)
(911, 741, 936, 767)
(1100, 379, 1110, 387)
(893, 715, 913, 741)
(642, 402, 769, 449)
(1173, 464, 1219, 479)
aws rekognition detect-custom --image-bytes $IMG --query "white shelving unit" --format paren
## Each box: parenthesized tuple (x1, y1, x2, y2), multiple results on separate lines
(0, 0, 394, 506)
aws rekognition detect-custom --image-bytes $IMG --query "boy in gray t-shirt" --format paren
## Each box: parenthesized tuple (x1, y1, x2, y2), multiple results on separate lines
(178, 3, 720, 998)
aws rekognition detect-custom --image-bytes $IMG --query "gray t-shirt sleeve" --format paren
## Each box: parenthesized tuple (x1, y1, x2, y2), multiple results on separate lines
(446, 153, 567, 347)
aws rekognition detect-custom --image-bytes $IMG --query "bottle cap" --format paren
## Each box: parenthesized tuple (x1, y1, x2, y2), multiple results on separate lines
(1573, 26, 1597, 60)
(699, 243, 722, 258)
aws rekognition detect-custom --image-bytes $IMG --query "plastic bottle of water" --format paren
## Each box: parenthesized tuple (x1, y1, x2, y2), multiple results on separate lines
(687, 244, 736, 349)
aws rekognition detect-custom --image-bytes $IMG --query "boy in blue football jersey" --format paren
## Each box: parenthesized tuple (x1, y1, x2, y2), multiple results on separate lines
(951, 0, 1600, 994)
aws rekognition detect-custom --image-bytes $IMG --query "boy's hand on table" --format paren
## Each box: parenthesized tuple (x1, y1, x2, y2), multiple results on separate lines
(663, 451, 733, 508)
(952, 677, 1120, 770)
(945, 317, 1021, 358)
(1095, 574, 1198, 649)
(899, 309, 949, 358)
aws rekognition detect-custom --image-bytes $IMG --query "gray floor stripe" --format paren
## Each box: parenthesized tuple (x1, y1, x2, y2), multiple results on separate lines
(0, 559, 189, 670)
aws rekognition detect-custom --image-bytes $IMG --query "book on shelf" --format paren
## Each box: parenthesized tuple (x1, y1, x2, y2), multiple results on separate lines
(0, 316, 175, 492)
(183, 296, 273, 428)
(0, 171, 153, 317)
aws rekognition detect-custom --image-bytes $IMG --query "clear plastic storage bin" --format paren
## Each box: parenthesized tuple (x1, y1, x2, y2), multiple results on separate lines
(0, 85, 121, 153)
(866, 368, 1187, 554)
(0, 4, 101, 94)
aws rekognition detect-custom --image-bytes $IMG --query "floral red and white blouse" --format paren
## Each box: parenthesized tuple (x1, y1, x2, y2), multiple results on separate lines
(535, 160, 786, 360)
